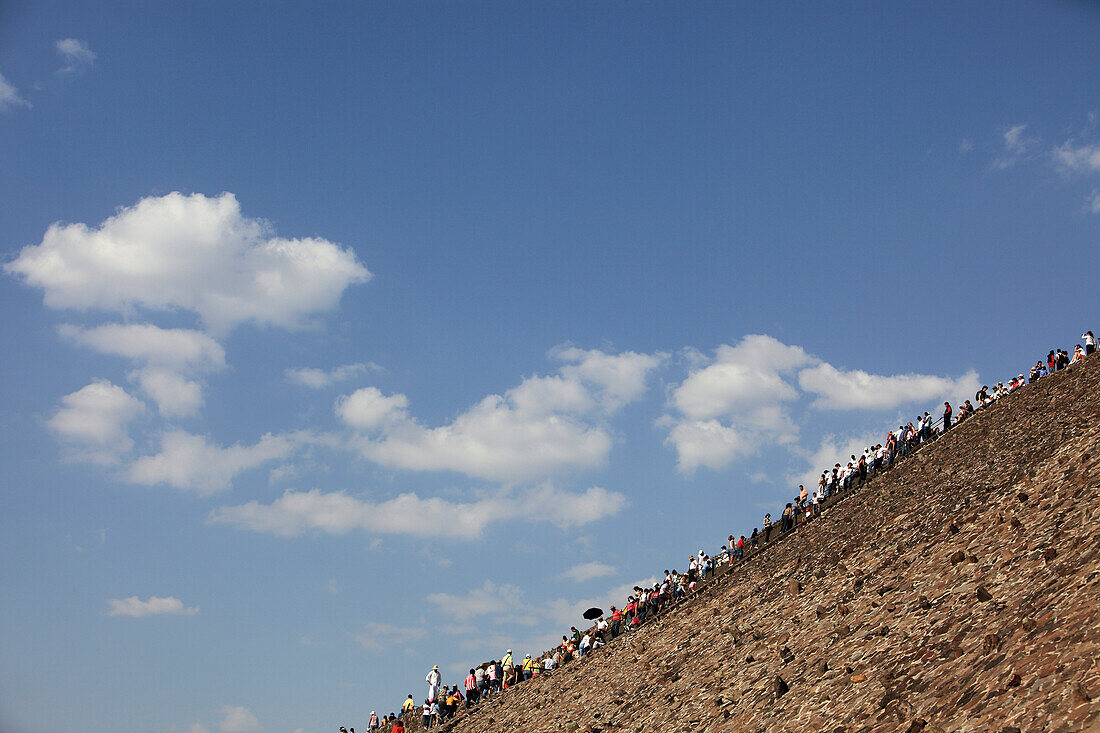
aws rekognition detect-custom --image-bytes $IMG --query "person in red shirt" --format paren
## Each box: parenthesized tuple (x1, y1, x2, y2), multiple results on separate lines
(391, 721, 404, 733)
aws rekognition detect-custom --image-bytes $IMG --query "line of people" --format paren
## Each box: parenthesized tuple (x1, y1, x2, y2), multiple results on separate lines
(343, 329, 1096, 733)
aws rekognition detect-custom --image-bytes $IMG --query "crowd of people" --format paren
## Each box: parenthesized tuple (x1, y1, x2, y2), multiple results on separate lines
(341, 330, 1097, 733)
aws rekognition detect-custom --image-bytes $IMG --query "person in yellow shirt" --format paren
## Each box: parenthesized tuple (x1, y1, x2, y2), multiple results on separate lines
(401, 695, 415, 715)
(521, 653, 533, 681)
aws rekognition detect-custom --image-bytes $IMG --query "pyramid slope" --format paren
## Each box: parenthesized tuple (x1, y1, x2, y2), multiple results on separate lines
(443, 356, 1100, 733)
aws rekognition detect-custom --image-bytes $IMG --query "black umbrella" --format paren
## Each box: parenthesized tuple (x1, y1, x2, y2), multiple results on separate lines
(582, 607, 603, 620)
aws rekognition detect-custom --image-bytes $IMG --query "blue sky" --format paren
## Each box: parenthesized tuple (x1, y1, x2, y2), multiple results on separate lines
(2, 3, 1098, 732)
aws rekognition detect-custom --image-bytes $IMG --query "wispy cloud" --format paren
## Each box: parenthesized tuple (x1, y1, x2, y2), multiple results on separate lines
(559, 561, 615, 583)
(56, 38, 96, 75)
(0, 72, 31, 110)
(285, 363, 379, 389)
(106, 595, 198, 617)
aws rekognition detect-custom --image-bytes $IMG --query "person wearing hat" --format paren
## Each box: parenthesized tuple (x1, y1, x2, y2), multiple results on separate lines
(368, 711, 379, 730)
(426, 665, 441, 702)
(521, 653, 534, 680)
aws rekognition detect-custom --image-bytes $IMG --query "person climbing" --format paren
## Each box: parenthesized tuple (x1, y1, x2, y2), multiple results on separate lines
(425, 665, 441, 702)
(943, 401, 953, 432)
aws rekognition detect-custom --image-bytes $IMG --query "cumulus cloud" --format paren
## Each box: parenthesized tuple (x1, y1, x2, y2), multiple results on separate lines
(336, 387, 410, 431)
(663, 335, 814, 473)
(48, 380, 145, 465)
(551, 346, 666, 410)
(208, 483, 627, 540)
(285, 363, 376, 389)
(662, 334, 980, 474)
(798, 364, 980, 410)
(55, 38, 97, 75)
(354, 621, 428, 651)
(337, 347, 661, 483)
(106, 595, 198, 617)
(127, 431, 296, 495)
(61, 323, 225, 369)
(219, 706, 261, 733)
(189, 724, 212, 733)
(0, 71, 30, 110)
(5, 192, 370, 334)
(560, 561, 615, 583)
(61, 323, 227, 416)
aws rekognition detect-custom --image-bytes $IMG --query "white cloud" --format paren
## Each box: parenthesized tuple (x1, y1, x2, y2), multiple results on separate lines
(127, 431, 296, 495)
(798, 363, 980, 410)
(992, 123, 1040, 169)
(189, 724, 212, 733)
(342, 386, 609, 484)
(671, 336, 813, 420)
(285, 363, 374, 389)
(61, 323, 227, 417)
(663, 335, 813, 473)
(1089, 189, 1100, 215)
(55, 38, 97, 75)
(128, 368, 204, 417)
(354, 621, 427, 651)
(0, 71, 31, 110)
(560, 561, 615, 583)
(336, 387, 410, 431)
(106, 595, 198, 617)
(61, 323, 225, 370)
(336, 347, 661, 483)
(48, 380, 145, 465)
(426, 580, 524, 620)
(5, 192, 370, 334)
(208, 483, 627, 540)
(219, 706, 261, 733)
(663, 419, 753, 473)
(551, 345, 666, 410)
(1053, 141, 1100, 174)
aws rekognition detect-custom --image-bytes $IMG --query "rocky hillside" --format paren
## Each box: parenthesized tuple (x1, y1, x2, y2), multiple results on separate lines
(445, 355, 1100, 733)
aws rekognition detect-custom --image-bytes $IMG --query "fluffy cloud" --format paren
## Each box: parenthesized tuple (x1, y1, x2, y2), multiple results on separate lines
(62, 323, 227, 417)
(663, 336, 813, 473)
(1089, 189, 1100, 215)
(552, 346, 666, 410)
(219, 706, 261, 733)
(336, 387, 410, 431)
(662, 334, 980, 473)
(347, 391, 609, 482)
(338, 347, 661, 483)
(560, 561, 615, 583)
(354, 621, 428, 651)
(106, 595, 198, 617)
(285, 363, 375, 389)
(127, 431, 296, 495)
(5, 192, 370, 333)
(48, 380, 145, 465)
(671, 337, 813, 420)
(798, 364, 980, 410)
(55, 38, 96, 75)
(0, 71, 30, 110)
(189, 724, 212, 733)
(61, 323, 225, 369)
(208, 483, 627, 540)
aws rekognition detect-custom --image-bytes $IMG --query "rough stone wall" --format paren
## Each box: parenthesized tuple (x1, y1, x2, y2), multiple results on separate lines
(436, 356, 1100, 733)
